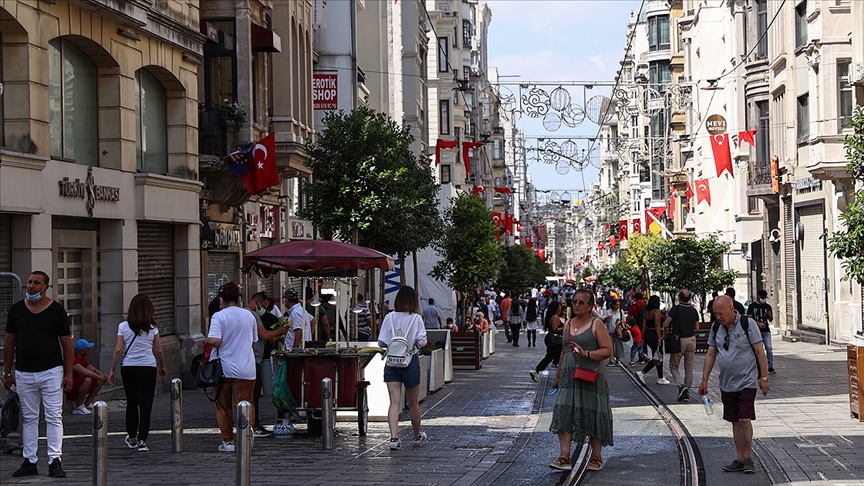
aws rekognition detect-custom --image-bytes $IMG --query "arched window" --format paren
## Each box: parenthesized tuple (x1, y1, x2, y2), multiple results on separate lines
(49, 38, 98, 165)
(135, 69, 168, 173)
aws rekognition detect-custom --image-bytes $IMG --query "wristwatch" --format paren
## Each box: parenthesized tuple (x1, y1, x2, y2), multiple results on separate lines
(2, 372, 12, 379)
(760, 376, 769, 382)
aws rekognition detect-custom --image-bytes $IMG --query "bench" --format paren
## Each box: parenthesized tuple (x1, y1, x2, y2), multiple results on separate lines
(695, 322, 711, 353)
(450, 332, 482, 370)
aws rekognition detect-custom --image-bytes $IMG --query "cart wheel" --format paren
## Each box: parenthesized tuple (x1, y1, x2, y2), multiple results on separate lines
(357, 387, 368, 437)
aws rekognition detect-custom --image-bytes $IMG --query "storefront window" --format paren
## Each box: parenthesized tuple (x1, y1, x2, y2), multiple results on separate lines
(134, 69, 168, 174)
(49, 38, 99, 165)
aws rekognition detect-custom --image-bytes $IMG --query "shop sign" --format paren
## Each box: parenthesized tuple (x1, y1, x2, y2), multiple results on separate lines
(793, 177, 822, 193)
(58, 167, 120, 217)
(313, 73, 338, 110)
(312, 0, 327, 30)
(209, 223, 242, 252)
(260, 204, 278, 239)
(288, 217, 312, 240)
(705, 114, 727, 135)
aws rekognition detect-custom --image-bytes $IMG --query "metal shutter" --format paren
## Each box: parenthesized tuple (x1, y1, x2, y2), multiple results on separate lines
(138, 223, 176, 335)
(207, 252, 239, 304)
(796, 204, 827, 331)
(783, 197, 795, 327)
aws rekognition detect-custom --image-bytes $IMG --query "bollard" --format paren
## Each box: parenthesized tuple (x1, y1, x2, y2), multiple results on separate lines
(92, 401, 108, 486)
(321, 377, 334, 450)
(170, 378, 184, 452)
(235, 400, 252, 486)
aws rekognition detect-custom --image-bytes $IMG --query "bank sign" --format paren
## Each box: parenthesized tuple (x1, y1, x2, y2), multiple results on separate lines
(313, 73, 338, 110)
(58, 167, 120, 217)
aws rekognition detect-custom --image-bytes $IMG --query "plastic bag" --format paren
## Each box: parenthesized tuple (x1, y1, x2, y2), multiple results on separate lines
(271, 361, 297, 414)
(1, 389, 20, 438)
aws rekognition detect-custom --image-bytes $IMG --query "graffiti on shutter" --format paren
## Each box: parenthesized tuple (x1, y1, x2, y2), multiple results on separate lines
(796, 204, 826, 331)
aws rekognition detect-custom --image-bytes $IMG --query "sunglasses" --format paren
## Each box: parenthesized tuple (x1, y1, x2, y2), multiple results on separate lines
(723, 333, 730, 351)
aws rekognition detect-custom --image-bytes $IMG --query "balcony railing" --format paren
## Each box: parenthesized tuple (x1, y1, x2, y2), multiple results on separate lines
(199, 107, 229, 157)
(748, 160, 772, 186)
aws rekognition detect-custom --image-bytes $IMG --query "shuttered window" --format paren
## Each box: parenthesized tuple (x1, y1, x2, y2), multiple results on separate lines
(783, 197, 795, 326)
(138, 223, 175, 335)
(796, 204, 827, 331)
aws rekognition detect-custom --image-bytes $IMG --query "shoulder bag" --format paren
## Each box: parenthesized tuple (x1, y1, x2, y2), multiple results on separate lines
(196, 345, 225, 402)
(567, 321, 599, 384)
(663, 306, 682, 354)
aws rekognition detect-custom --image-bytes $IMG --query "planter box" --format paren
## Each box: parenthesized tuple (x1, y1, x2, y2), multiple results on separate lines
(489, 325, 497, 354)
(451, 332, 482, 370)
(429, 349, 445, 392)
(482, 331, 490, 359)
(417, 355, 430, 402)
(427, 330, 453, 382)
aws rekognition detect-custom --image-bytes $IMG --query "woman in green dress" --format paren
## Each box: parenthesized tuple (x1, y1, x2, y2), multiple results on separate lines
(549, 288, 614, 472)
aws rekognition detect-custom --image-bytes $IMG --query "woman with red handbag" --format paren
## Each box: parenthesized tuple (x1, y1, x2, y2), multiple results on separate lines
(548, 289, 614, 472)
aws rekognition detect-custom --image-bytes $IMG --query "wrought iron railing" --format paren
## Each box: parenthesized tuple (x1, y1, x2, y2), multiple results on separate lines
(749, 160, 772, 187)
(199, 107, 229, 156)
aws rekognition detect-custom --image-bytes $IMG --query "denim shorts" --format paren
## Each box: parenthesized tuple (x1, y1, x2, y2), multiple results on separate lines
(383, 355, 421, 388)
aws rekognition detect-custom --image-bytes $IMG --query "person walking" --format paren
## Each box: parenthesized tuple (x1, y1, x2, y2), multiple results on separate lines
(529, 300, 565, 382)
(636, 295, 670, 385)
(206, 282, 259, 452)
(3, 271, 73, 478)
(549, 289, 614, 472)
(698, 296, 770, 474)
(107, 294, 168, 452)
(421, 298, 443, 329)
(603, 299, 626, 365)
(747, 289, 775, 374)
(500, 293, 513, 342)
(508, 294, 525, 346)
(664, 290, 700, 402)
(525, 297, 540, 346)
(378, 286, 428, 450)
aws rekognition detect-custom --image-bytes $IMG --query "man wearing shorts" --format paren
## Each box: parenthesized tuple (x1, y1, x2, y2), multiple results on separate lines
(698, 295, 770, 474)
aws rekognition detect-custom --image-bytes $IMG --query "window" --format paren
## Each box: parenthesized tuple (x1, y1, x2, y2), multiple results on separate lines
(757, 100, 770, 165)
(493, 138, 502, 159)
(632, 189, 641, 212)
(756, 0, 768, 59)
(797, 93, 809, 141)
(649, 61, 671, 93)
(440, 164, 451, 184)
(648, 15, 670, 51)
(204, 20, 236, 109)
(838, 59, 853, 130)
(651, 156, 665, 200)
(439, 100, 450, 135)
(134, 69, 168, 174)
(795, 1, 808, 48)
(748, 197, 760, 214)
(49, 38, 98, 165)
(437, 37, 448, 73)
(462, 20, 472, 47)
(773, 91, 786, 161)
(464, 67, 471, 80)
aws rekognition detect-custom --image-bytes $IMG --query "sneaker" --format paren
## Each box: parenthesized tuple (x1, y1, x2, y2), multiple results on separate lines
(12, 459, 38, 477)
(125, 435, 138, 449)
(657, 377, 671, 385)
(677, 386, 690, 402)
(412, 431, 428, 446)
(635, 371, 646, 384)
(742, 457, 756, 474)
(253, 426, 272, 438)
(48, 459, 66, 478)
(529, 370, 539, 383)
(769, 367, 776, 374)
(137, 440, 149, 452)
(72, 404, 91, 415)
(389, 438, 401, 450)
(722, 459, 745, 472)
(218, 440, 235, 452)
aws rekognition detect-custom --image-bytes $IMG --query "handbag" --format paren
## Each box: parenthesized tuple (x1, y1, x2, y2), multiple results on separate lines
(544, 331, 562, 347)
(619, 327, 632, 342)
(0, 389, 20, 438)
(196, 346, 225, 402)
(664, 308, 682, 354)
(567, 325, 599, 384)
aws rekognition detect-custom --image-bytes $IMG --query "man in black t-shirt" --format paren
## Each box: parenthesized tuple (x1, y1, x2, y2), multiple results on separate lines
(664, 289, 700, 402)
(725, 287, 746, 315)
(747, 289, 775, 374)
(2, 271, 73, 478)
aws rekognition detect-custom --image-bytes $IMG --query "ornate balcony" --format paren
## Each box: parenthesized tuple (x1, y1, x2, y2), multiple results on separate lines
(746, 159, 776, 198)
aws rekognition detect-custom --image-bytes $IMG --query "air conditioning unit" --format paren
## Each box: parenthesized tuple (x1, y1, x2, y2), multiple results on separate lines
(848, 62, 864, 86)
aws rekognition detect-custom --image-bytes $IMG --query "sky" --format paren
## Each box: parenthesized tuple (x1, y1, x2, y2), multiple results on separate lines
(486, 0, 640, 194)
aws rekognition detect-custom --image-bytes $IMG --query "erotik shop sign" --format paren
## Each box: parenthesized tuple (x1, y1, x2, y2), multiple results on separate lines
(313, 73, 338, 110)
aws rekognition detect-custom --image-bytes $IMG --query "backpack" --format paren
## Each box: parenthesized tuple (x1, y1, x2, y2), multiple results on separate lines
(384, 314, 419, 368)
(711, 316, 763, 377)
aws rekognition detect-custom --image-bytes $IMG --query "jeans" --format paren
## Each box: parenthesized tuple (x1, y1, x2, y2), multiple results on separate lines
(629, 341, 645, 363)
(761, 331, 774, 369)
(120, 366, 157, 441)
(215, 378, 256, 442)
(668, 336, 696, 388)
(16, 366, 64, 464)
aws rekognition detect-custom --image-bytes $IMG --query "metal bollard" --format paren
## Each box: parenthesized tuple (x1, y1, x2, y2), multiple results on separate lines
(321, 377, 334, 450)
(92, 401, 108, 486)
(235, 400, 252, 486)
(170, 378, 184, 452)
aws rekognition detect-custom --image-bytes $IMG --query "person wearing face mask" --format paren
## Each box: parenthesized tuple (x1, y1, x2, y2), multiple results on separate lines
(248, 292, 290, 438)
(746, 289, 775, 374)
(3, 271, 73, 478)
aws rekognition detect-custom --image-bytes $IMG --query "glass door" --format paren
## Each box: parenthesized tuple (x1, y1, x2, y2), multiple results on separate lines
(56, 249, 84, 339)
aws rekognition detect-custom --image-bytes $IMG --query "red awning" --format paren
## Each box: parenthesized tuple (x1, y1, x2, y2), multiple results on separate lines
(244, 240, 394, 276)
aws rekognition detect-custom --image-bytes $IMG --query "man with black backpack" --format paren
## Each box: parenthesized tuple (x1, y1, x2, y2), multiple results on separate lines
(698, 295, 770, 474)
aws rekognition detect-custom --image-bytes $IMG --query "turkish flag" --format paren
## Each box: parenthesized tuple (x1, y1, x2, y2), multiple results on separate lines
(632, 218, 642, 235)
(695, 178, 711, 205)
(492, 212, 502, 228)
(619, 220, 628, 240)
(241, 133, 279, 194)
(472, 185, 486, 196)
(492, 187, 512, 195)
(738, 129, 757, 148)
(598, 242, 606, 249)
(462, 142, 484, 174)
(608, 235, 617, 248)
(504, 213, 514, 234)
(525, 236, 533, 247)
(436, 139, 458, 166)
(710, 134, 734, 177)
(537, 248, 546, 261)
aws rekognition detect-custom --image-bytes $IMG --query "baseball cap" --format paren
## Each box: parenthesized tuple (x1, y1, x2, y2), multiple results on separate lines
(74, 338, 95, 352)
(283, 288, 299, 301)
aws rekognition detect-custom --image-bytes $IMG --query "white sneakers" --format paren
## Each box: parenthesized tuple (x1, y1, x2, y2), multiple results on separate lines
(657, 377, 671, 385)
(412, 431, 428, 446)
(72, 404, 91, 415)
(219, 440, 235, 452)
(635, 371, 646, 384)
(125, 435, 138, 449)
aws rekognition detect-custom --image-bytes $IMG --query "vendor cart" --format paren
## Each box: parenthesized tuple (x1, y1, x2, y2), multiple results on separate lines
(275, 350, 375, 436)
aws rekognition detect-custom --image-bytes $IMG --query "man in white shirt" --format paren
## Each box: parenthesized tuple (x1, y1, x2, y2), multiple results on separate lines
(283, 289, 315, 351)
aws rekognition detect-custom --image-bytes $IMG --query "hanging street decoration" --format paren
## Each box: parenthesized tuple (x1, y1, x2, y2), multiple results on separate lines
(709, 134, 734, 178)
(738, 129, 757, 148)
(472, 185, 486, 196)
(435, 139, 458, 166)
(695, 179, 711, 206)
(618, 220, 628, 240)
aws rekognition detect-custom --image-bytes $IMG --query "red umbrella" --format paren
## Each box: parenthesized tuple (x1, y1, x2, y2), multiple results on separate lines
(243, 240, 394, 276)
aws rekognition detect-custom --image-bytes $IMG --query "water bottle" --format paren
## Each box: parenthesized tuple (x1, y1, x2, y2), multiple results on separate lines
(702, 395, 714, 415)
(548, 388, 558, 396)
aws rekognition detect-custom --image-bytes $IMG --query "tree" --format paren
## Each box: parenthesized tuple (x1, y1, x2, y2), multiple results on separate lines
(624, 233, 664, 291)
(598, 254, 641, 291)
(430, 193, 501, 319)
(497, 244, 548, 296)
(829, 106, 864, 285)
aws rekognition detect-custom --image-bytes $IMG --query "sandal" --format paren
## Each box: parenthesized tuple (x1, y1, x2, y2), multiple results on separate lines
(586, 458, 603, 471)
(549, 456, 572, 471)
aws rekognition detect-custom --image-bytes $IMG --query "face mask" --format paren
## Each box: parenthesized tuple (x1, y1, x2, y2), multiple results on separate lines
(758, 298, 766, 304)
(256, 307, 266, 317)
(25, 291, 43, 303)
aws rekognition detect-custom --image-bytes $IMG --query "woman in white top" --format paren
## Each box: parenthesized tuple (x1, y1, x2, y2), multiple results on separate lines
(205, 282, 259, 453)
(108, 294, 167, 452)
(378, 286, 428, 451)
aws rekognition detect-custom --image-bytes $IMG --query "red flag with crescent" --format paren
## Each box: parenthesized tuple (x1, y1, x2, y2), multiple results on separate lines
(462, 142, 484, 174)
(241, 132, 278, 194)
(710, 134, 734, 177)
(504, 213, 514, 234)
(472, 185, 486, 196)
(695, 178, 711, 206)
(632, 218, 642, 235)
(492, 212, 502, 228)
(738, 129, 757, 148)
(619, 220, 628, 240)
(608, 235, 617, 248)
